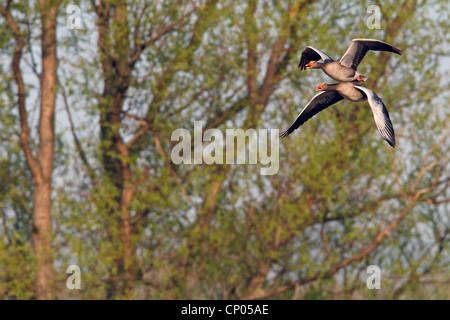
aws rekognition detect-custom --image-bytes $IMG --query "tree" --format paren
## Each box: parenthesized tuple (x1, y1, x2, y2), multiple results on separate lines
(0, 0, 62, 299)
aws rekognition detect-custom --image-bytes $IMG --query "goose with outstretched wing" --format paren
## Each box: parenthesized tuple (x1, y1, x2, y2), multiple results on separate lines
(298, 39, 402, 82)
(281, 82, 395, 148)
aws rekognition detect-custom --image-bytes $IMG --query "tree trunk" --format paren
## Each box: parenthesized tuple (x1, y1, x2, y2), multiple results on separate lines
(31, 0, 59, 299)
(32, 182, 54, 299)
(96, 2, 136, 296)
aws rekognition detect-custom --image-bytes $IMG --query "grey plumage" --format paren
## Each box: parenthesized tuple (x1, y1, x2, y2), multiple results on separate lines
(354, 85, 396, 148)
(281, 82, 396, 148)
(298, 38, 402, 82)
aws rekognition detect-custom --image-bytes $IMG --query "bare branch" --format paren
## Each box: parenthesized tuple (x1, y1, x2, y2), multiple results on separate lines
(154, 135, 198, 209)
(129, 6, 197, 67)
(59, 80, 96, 181)
(0, 4, 42, 181)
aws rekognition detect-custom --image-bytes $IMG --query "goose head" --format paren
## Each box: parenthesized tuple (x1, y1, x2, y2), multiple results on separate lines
(306, 61, 321, 69)
(315, 83, 328, 91)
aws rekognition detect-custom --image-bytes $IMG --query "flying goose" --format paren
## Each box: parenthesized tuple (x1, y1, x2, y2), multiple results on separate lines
(298, 39, 402, 82)
(280, 81, 395, 148)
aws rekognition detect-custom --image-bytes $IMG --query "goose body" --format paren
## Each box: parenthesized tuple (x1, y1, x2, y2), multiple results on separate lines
(321, 62, 360, 82)
(280, 82, 396, 147)
(317, 82, 366, 102)
(298, 39, 402, 82)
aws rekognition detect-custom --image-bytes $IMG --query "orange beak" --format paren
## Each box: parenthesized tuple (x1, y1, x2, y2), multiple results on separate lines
(305, 62, 313, 69)
(315, 84, 323, 91)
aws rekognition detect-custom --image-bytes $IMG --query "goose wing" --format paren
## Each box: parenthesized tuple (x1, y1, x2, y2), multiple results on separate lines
(298, 46, 334, 70)
(354, 85, 396, 147)
(280, 91, 343, 138)
(339, 39, 402, 71)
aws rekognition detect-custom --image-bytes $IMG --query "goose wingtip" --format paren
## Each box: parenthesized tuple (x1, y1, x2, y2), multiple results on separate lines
(387, 139, 396, 148)
(280, 130, 290, 139)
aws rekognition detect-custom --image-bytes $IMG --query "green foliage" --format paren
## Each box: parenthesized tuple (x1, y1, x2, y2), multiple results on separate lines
(0, 0, 448, 299)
